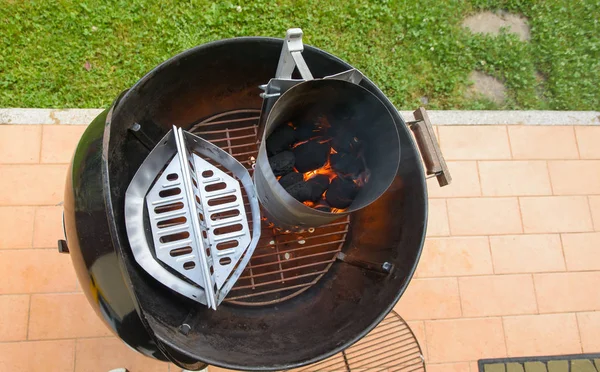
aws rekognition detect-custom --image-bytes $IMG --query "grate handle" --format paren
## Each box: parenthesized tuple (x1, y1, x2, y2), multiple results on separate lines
(408, 107, 452, 187)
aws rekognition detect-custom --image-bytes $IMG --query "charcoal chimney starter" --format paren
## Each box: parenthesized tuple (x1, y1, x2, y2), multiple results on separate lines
(254, 30, 401, 231)
(255, 79, 401, 231)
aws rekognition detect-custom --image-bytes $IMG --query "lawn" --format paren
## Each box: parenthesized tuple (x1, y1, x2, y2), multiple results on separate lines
(0, 0, 598, 110)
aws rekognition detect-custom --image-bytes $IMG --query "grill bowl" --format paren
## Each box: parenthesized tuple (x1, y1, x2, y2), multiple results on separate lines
(63, 37, 427, 371)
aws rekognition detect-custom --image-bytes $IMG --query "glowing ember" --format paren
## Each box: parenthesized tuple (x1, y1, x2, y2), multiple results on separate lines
(268, 114, 369, 214)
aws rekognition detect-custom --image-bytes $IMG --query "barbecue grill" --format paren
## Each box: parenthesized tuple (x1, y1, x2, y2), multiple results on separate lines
(60, 29, 450, 371)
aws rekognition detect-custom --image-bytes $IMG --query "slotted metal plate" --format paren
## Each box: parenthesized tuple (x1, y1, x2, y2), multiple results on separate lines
(125, 127, 261, 309)
(146, 154, 208, 289)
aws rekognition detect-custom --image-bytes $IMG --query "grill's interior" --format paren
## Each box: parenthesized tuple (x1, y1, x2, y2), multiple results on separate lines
(191, 109, 350, 305)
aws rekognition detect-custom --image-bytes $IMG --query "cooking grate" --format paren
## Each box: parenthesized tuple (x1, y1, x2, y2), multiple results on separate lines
(190, 109, 349, 306)
(288, 311, 426, 372)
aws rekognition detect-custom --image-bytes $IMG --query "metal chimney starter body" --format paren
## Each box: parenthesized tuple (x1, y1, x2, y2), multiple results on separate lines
(254, 29, 401, 231)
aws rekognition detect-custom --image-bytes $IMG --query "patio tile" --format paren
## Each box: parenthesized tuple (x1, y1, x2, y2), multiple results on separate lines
(0, 249, 77, 294)
(394, 278, 461, 320)
(0, 339, 75, 372)
(0, 295, 29, 341)
(41, 125, 86, 163)
(561, 232, 600, 271)
(503, 313, 581, 356)
(438, 126, 511, 160)
(417, 237, 493, 277)
(576, 311, 600, 353)
(427, 199, 450, 237)
(0, 206, 35, 249)
(447, 197, 522, 235)
(548, 160, 600, 195)
(459, 274, 538, 317)
(519, 196, 593, 233)
(427, 161, 481, 198)
(508, 126, 579, 160)
(427, 362, 471, 372)
(575, 126, 600, 159)
(0, 164, 67, 205)
(489, 234, 565, 274)
(534, 272, 600, 313)
(479, 161, 552, 196)
(590, 196, 600, 231)
(28, 293, 111, 339)
(32, 206, 63, 248)
(75, 337, 169, 372)
(425, 318, 506, 363)
(0, 125, 41, 164)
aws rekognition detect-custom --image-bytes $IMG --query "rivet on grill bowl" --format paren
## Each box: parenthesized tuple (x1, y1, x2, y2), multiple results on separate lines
(284, 252, 291, 260)
(269, 240, 275, 246)
(298, 238, 306, 245)
(179, 323, 191, 336)
(308, 227, 315, 233)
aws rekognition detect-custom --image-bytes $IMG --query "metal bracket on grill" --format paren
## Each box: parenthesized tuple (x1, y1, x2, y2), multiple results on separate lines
(125, 127, 261, 309)
(257, 28, 365, 141)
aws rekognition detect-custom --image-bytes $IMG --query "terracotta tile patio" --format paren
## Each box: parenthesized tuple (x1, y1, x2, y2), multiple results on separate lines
(0, 122, 599, 372)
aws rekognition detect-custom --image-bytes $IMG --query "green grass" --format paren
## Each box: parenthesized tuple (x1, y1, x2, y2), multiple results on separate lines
(0, 0, 598, 110)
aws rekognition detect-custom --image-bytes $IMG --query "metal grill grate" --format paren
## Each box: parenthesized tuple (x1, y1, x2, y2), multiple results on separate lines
(288, 311, 426, 372)
(190, 109, 349, 306)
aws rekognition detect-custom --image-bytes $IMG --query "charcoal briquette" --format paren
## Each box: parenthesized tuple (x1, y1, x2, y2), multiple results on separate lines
(279, 172, 304, 189)
(306, 174, 330, 201)
(330, 152, 364, 176)
(268, 151, 295, 176)
(326, 176, 359, 209)
(294, 119, 323, 141)
(293, 140, 330, 173)
(331, 128, 362, 154)
(315, 200, 332, 213)
(267, 124, 296, 155)
(284, 181, 312, 202)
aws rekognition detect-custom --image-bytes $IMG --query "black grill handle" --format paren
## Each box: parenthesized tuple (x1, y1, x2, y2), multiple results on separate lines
(407, 107, 452, 187)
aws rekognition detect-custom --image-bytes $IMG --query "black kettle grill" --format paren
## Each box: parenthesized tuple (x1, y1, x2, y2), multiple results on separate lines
(61, 31, 450, 371)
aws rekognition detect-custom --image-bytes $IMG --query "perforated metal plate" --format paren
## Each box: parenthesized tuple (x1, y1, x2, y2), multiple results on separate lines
(125, 127, 261, 309)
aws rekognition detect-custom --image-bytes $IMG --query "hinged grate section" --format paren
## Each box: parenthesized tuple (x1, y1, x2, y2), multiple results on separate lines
(191, 109, 350, 305)
(288, 311, 426, 372)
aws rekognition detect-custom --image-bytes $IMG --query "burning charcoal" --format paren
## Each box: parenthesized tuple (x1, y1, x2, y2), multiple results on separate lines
(293, 140, 330, 173)
(295, 118, 325, 141)
(269, 151, 295, 176)
(331, 103, 355, 121)
(279, 172, 304, 189)
(326, 176, 359, 209)
(330, 152, 364, 177)
(314, 199, 332, 212)
(306, 174, 330, 201)
(284, 181, 312, 202)
(267, 124, 296, 155)
(331, 128, 362, 154)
